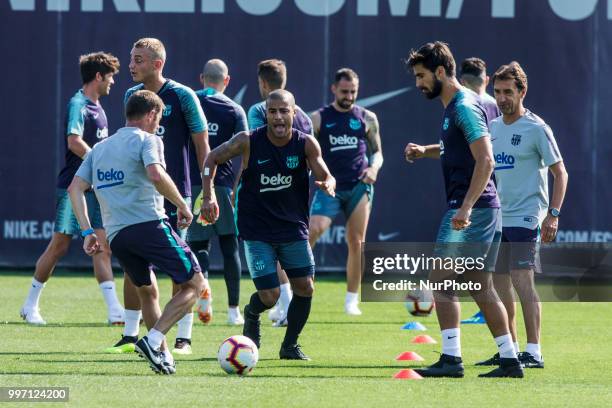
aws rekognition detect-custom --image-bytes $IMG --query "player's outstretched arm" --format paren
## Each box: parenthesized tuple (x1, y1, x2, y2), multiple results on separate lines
(305, 135, 336, 197)
(362, 109, 383, 184)
(404, 143, 441, 162)
(201, 132, 251, 223)
(67, 176, 100, 256)
(146, 164, 192, 230)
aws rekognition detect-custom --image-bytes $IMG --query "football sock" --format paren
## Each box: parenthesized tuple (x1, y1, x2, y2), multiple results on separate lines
(345, 291, 358, 305)
(246, 292, 270, 316)
(228, 306, 240, 319)
(176, 312, 193, 340)
(282, 295, 312, 346)
(219, 235, 241, 307)
(514, 341, 520, 354)
(123, 309, 141, 337)
(147, 329, 164, 350)
(279, 283, 292, 311)
(99, 281, 122, 313)
(441, 328, 461, 358)
(495, 334, 517, 359)
(24, 278, 45, 310)
(525, 343, 542, 361)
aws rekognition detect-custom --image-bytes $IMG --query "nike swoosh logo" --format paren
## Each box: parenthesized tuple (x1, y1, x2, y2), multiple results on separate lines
(357, 87, 412, 108)
(257, 159, 270, 165)
(325, 123, 336, 128)
(448, 336, 457, 339)
(170, 211, 177, 216)
(232, 84, 247, 106)
(378, 232, 400, 241)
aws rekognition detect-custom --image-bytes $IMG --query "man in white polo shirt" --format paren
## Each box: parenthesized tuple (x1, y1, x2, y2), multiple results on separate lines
(476, 62, 568, 369)
(69, 90, 205, 375)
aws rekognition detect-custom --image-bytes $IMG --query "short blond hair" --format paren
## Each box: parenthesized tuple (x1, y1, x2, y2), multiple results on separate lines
(133, 37, 166, 61)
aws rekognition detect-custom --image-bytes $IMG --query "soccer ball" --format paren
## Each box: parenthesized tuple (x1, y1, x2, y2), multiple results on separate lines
(217, 335, 259, 375)
(404, 292, 435, 317)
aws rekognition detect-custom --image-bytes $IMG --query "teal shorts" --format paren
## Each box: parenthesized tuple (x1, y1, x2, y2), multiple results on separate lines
(434, 207, 502, 272)
(310, 181, 373, 220)
(244, 240, 315, 290)
(186, 185, 237, 242)
(54, 188, 103, 235)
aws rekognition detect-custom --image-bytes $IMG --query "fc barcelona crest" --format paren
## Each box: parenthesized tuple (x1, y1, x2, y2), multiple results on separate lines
(443, 117, 450, 130)
(162, 104, 172, 117)
(286, 155, 299, 169)
(349, 118, 362, 130)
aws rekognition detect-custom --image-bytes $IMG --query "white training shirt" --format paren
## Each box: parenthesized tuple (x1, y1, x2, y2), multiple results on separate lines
(76, 127, 167, 242)
(490, 110, 563, 229)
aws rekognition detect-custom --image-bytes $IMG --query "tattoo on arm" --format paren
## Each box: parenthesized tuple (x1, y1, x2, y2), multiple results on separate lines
(365, 110, 383, 170)
(211, 132, 249, 165)
(364, 110, 382, 154)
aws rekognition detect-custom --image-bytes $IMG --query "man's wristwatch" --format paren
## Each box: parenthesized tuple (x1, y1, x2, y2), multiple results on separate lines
(548, 208, 560, 217)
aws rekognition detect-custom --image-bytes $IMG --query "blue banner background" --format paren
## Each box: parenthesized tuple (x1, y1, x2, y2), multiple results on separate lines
(1, 1, 610, 270)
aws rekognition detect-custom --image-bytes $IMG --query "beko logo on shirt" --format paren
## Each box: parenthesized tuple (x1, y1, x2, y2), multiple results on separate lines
(97, 168, 125, 189)
(207, 122, 219, 136)
(494, 152, 515, 169)
(329, 134, 358, 152)
(260, 173, 292, 192)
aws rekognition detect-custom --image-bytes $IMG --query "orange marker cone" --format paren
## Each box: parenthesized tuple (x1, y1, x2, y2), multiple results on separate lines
(395, 351, 425, 361)
(411, 335, 437, 344)
(393, 369, 423, 379)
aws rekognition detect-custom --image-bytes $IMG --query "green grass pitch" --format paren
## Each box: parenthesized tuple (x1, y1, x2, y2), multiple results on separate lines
(1, 270, 611, 407)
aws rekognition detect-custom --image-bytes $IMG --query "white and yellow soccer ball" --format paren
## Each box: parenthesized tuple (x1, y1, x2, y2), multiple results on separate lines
(217, 335, 259, 375)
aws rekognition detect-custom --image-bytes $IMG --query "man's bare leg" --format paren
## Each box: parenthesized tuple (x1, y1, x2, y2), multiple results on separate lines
(343, 195, 370, 315)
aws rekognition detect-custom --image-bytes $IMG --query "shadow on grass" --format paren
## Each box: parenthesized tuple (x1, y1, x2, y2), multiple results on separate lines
(1, 370, 390, 379)
(0, 371, 160, 377)
(25, 357, 222, 364)
(210, 372, 390, 379)
(0, 351, 98, 356)
(262, 364, 409, 370)
(308, 320, 408, 325)
(26, 359, 139, 364)
(193, 357, 277, 362)
(1, 322, 120, 328)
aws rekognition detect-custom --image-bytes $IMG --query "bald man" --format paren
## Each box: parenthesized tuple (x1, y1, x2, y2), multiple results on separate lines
(200, 90, 336, 360)
(187, 59, 247, 326)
